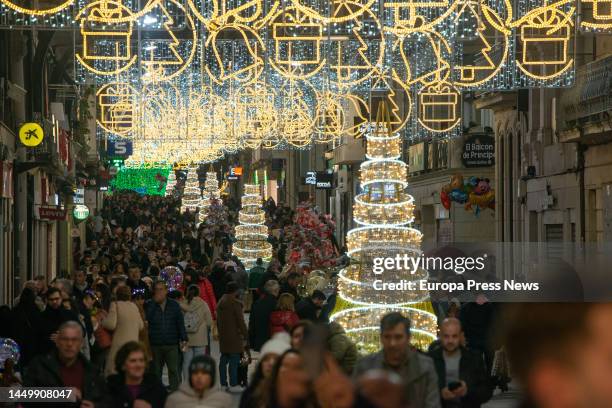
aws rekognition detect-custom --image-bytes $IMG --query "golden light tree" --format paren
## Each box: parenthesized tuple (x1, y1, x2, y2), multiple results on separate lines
(181, 166, 201, 213)
(233, 184, 273, 269)
(165, 170, 177, 196)
(330, 102, 437, 351)
(199, 171, 221, 223)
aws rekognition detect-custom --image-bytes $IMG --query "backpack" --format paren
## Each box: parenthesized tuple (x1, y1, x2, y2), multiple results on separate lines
(184, 310, 199, 333)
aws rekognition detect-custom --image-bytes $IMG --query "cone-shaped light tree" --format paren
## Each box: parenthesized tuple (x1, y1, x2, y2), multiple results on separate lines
(330, 102, 437, 352)
(165, 170, 177, 197)
(181, 166, 201, 213)
(199, 171, 221, 223)
(233, 184, 273, 269)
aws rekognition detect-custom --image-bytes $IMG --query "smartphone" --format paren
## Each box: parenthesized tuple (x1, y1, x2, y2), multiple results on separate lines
(448, 381, 462, 391)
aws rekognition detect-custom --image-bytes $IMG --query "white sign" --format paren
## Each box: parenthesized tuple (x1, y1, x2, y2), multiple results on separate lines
(74, 188, 85, 204)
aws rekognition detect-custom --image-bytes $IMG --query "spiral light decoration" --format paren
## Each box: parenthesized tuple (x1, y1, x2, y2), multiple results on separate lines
(165, 170, 177, 197)
(181, 167, 201, 213)
(330, 106, 437, 352)
(233, 184, 273, 269)
(199, 171, 221, 223)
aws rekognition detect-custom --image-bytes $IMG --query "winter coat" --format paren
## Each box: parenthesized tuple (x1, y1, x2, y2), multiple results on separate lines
(269, 310, 300, 335)
(145, 298, 188, 346)
(296, 298, 320, 322)
(165, 383, 232, 408)
(429, 347, 493, 408)
(102, 300, 144, 376)
(354, 349, 441, 408)
(327, 321, 358, 375)
(216, 294, 247, 354)
(180, 297, 213, 347)
(197, 278, 217, 320)
(248, 294, 277, 351)
(106, 372, 168, 408)
(39, 306, 83, 354)
(23, 352, 109, 407)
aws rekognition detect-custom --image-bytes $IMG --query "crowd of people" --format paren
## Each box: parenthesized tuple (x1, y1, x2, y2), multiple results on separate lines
(3, 187, 604, 408)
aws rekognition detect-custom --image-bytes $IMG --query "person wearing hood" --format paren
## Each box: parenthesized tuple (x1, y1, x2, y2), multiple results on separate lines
(165, 355, 231, 408)
(180, 284, 213, 381)
(327, 321, 358, 375)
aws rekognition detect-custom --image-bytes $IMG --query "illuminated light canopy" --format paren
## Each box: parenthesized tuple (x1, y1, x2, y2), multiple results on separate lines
(233, 184, 273, 269)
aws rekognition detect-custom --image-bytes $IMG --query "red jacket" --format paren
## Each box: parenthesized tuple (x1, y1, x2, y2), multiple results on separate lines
(269, 310, 300, 335)
(198, 278, 217, 320)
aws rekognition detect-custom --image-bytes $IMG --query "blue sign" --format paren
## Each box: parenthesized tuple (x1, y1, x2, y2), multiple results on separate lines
(107, 140, 133, 157)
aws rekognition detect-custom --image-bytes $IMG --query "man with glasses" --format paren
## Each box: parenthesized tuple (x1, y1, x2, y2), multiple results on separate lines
(40, 288, 81, 354)
(145, 281, 188, 392)
(24, 321, 108, 407)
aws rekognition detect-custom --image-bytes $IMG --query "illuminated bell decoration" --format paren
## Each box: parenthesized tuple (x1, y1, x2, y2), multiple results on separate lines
(330, 103, 437, 352)
(181, 167, 201, 213)
(233, 184, 273, 269)
(73, 205, 90, 221)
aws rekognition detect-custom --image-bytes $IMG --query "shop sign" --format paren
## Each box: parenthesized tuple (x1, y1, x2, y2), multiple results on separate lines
(19, 122, 44, 147)
(315, 172, 333, 189)
(73, 204, 90, 221)
(228, 166, 243, 180)
(107, 140, 133, 157)
(38, 207, 67, 221)
(462, 134, 495, 167)
(305, 171, 317, 185)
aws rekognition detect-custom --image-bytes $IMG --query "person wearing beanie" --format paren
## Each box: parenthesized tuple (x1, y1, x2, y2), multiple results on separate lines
(165, 355, 231, 408)
(239, 332, 291, 408)
(216, 281, 248, 392)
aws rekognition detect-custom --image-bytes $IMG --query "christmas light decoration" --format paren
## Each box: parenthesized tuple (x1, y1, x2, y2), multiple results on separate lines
(330, 102, 437, 352)
(181, 166, 201, 213)
(233, 184, 273, 269)
(198, 171, 221, 222)
(110, 164, 171, 196)
(165, 170, 177, 196)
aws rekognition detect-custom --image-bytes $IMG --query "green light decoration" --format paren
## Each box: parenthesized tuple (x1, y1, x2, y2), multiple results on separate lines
(73, 205, 90, 221)
(109, 165, 172, 196)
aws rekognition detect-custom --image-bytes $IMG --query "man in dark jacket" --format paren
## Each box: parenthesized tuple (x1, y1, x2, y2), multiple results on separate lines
(354, 312, 441, 408)
(248, 280, 280, 351)
(145, 281, 188, 392)
(280, 272, 301, 303)
(429, 318, 492, 408)
(296, 290, 326, 322)
(127, 264, 151, 299)
(40, 287, 82, 354)
(24, 321, 109, 408)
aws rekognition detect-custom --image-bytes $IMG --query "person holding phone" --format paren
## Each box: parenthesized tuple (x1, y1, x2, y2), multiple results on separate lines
(429, 318, 492, 408)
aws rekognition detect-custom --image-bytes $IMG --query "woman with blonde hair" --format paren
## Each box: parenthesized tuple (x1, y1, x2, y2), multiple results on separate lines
(102, 285, 144, 376)
(269, 293, 300, 336)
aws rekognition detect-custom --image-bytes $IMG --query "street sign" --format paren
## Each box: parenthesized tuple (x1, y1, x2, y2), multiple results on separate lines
(107, 140, 133, 157)
(19, 123, 44, 147)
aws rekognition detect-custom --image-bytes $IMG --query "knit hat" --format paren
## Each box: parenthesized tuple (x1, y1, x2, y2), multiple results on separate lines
(188, 355, 216, 387)
(260, 332, 291, 357)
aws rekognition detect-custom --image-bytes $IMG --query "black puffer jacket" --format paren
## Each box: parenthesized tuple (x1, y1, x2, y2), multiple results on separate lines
(144, 299, 187, 346)
(106, 372, 168, 408)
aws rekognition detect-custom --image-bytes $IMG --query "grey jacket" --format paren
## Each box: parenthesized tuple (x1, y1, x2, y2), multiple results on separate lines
(354, 349, 442, 408)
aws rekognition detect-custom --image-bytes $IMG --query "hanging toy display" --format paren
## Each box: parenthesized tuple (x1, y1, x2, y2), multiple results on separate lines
(159, 266, 184, 291)
(440, 174, 495, 214)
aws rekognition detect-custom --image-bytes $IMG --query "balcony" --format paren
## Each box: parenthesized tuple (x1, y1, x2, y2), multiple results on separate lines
(559, 55, 612, 144)
(331, 134, 365, 165)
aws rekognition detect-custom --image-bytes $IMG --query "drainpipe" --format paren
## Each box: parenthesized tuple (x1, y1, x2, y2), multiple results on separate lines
(577, 127, 586, 244)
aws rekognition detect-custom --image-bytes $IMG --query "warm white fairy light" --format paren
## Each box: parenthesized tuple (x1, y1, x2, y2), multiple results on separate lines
(199, 171, 220, 223)
(330, 119, 437, 352)
(165, 170, 176, 196)
(181, 167, 200, 213)
(233, 184, 273, 269)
